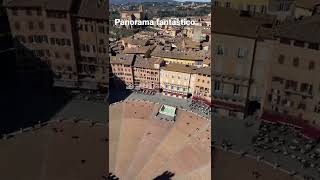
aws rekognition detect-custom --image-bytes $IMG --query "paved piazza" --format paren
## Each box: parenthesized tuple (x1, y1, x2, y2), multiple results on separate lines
(109, 100, 211, 179)
(117, 91, 319, 180)
(213, 149, 298, 180)
(0, 120, 107, 180)
(54, 94, 107, 123)
(126, 91, 211, 120)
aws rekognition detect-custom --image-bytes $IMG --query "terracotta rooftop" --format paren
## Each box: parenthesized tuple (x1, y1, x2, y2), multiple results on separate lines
(203, 57, 211, 66)
(133, 56, 161, 69)
(122, 45, 155, 55)
(213, 7, 276, 39)
(122, 37, 149, 46)
(151, 46, 205, 61)
(76, 0, 107, 20)
(110, 54, 135, 66)
(136, 31, 155, 37)
(202, 28, 211, 35)
(196, 67, 211, 76)
(182, 39, 201, 49)
(162, 63, 197, 74)
(275, 15, 320, 43)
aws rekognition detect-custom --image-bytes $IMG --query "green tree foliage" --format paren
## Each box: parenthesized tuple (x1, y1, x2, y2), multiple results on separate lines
(110, 11, 120, 20)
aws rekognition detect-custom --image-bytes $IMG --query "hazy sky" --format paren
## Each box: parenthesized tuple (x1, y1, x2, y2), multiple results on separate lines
(175, 0, 210, 2)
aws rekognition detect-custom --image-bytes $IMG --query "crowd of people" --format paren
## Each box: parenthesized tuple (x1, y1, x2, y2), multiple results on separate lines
(189, 99, 211, 116)
(73, 91, 107, 102)
(134, 89, 156, 96)
(252, 122, 320, 179)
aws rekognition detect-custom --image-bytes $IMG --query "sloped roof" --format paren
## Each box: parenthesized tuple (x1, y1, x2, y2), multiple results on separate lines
(110, 54, 135, 65)
(151, 46, 205, 61)
(162, 63, 197, 74)
(275, 15, 320, 43)
(213, 7, 275, 39)
(196, 67, 211, 76)
(134, 56, 161, 69)
(76, 0, 107, 20)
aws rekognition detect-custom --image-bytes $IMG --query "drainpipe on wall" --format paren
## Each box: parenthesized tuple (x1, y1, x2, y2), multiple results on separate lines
(244, 35, 258, 119)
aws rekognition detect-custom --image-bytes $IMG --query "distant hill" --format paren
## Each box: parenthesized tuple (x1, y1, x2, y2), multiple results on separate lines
(110, 0, 174, 5)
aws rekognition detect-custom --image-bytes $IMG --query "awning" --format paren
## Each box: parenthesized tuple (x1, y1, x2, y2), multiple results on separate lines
(261, 112, 305, 129)
(192, 96, 212, 106)
(302, 126, 320, 140)
(261, 111, 320, 140)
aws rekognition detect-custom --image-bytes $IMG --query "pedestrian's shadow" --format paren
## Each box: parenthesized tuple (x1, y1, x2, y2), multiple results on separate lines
(153, 171, 175, 180)
(104, 173, 119, 180)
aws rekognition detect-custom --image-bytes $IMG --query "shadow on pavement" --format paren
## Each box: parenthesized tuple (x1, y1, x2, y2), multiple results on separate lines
(108, 78, 132, 104)
(153, 171, 175, 180)
(104, 173, 119, 180)
(1, 39, 73, 134)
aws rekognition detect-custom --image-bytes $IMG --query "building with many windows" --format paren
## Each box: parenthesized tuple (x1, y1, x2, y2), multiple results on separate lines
(4, 0, 108, 90)
(263, 15, 320, 128)
(75, 0, 108, 89)
(214, 6, 320, 131)
(160, 64, 197, 99)
(191, 67, 212, 105)
(213, 0, 294, 20)
(133, 56, 162, 91)
(110, 54, 135, 89)
(213, 7, 276, 118)
(213, 0, 269, 12)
